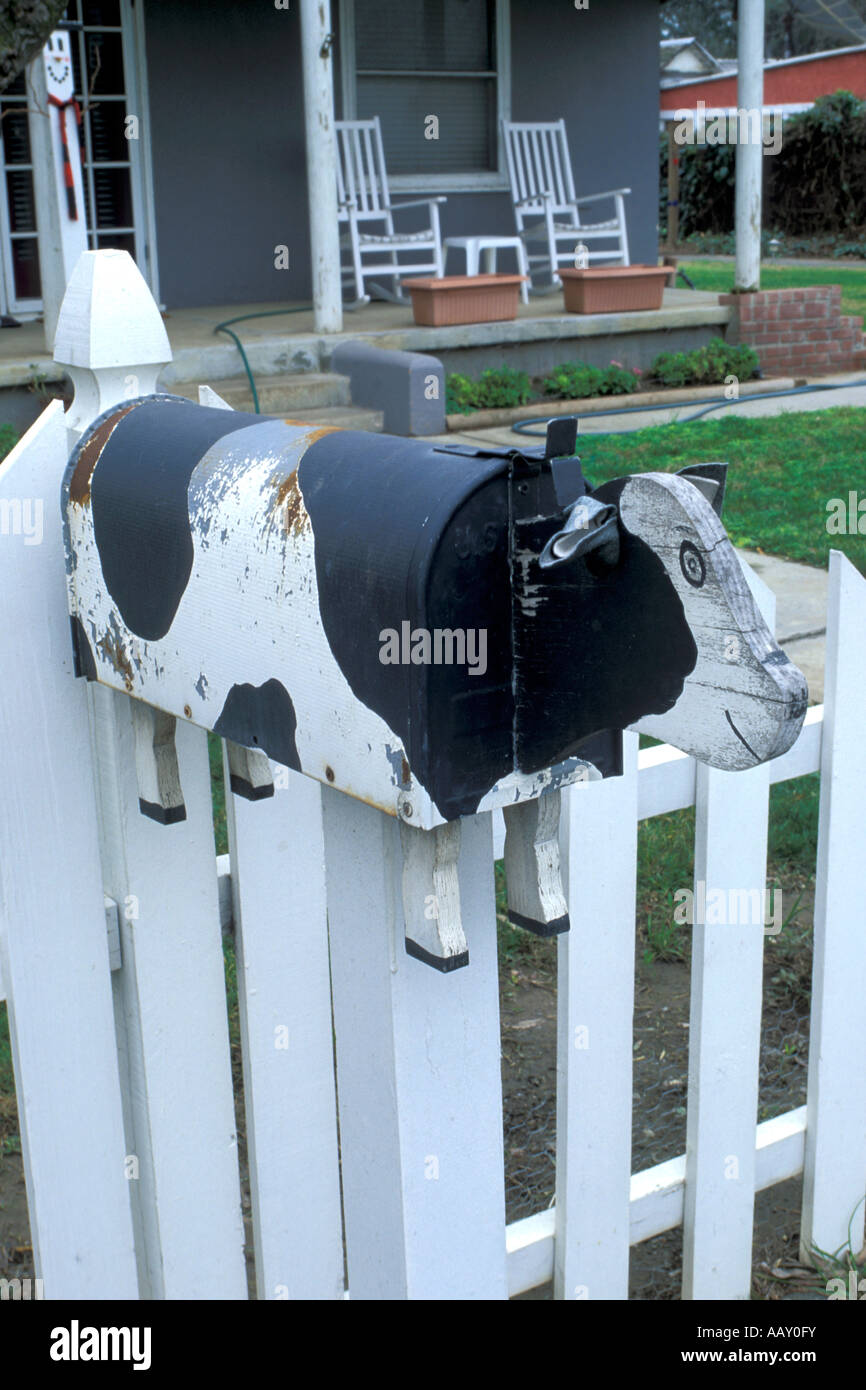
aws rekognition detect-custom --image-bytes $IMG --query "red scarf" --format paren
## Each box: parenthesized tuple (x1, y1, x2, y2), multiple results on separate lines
(47, 93, 82, 221)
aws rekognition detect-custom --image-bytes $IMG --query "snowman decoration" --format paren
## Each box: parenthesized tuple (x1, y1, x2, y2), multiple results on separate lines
(43, 30, 85, 224)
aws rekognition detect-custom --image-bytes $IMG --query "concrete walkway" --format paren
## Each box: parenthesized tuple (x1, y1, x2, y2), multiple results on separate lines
(738, 549, 827, 704)
(435, 373, 866, 448)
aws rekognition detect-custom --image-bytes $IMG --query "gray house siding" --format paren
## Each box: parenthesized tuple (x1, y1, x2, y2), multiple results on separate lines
(144, 0, 659, 309)
(143, 0, 309, 307)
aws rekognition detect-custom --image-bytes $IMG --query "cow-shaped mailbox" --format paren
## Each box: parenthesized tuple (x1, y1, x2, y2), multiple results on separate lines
(63, 397, 807, 968)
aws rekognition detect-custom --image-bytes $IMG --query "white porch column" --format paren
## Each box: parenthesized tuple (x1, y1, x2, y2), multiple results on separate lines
(734, 0, 765, 292)
(300, 0, 343, 333)
(27, 31, 87, 350)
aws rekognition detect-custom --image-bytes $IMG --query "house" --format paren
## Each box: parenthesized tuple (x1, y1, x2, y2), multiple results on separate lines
(0, 0, 664, 321)
(660, 35, 736, 87)
(660, 40, 866, 118)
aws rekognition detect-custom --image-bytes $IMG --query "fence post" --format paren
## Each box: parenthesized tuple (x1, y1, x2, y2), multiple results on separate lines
(224, 757, 345, 1300)
(681, 564, 775, 1299)
(800, 550, 866, 1269)
(0, 401, 139, 1298)
(555, 732, 639, 1300)
(55, 249, 247, 1297)
(199, 384, 344, 1300)
(325, 796, 508, 1299)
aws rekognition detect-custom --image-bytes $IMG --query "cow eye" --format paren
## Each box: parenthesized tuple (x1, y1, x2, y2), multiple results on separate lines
(679, 540, 706, 588)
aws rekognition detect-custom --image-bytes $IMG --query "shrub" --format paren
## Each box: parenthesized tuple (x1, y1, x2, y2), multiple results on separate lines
(602, 361, 642, 394)
(445, 365, 532, 414)
(445, 373, 478, 414)
(542, 360, 642, 399)
(542, 362, 604, 399)
(647, 337, 759, 389)
(766, 91, 866, 237)
(662, 92, 866, 241)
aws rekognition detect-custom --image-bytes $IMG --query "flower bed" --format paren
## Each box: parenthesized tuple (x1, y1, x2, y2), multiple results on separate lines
(444, 340, 760, 415)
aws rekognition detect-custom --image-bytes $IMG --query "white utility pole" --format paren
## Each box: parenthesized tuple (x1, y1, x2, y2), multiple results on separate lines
(300, 0, 343, 333)
(734, 0, 765, 292)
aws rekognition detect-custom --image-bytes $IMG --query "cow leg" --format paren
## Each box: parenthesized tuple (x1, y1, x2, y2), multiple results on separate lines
(224, 739, 275, 801)
(132, 703, 186, 824)
(503, 788, 570, 936)
(399, 819, 468, 971)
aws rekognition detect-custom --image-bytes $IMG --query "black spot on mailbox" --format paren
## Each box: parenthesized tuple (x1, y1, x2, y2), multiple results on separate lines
(86, 398, 256, 641)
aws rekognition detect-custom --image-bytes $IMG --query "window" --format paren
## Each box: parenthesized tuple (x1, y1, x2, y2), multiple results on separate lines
(0, 70, 40, 309)
(0, 0, 156, 316)
(340, 0, 510, 190)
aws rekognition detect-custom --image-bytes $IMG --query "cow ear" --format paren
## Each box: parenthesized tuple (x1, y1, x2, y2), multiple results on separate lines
(677, 462, 728, 518)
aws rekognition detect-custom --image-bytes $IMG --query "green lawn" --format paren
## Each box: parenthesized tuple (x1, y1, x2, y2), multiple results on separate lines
(576, 406, 866, 572)
(681, 259, 866, 323)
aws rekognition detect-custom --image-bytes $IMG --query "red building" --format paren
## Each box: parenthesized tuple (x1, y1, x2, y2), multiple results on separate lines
(660, 41, 866, 114)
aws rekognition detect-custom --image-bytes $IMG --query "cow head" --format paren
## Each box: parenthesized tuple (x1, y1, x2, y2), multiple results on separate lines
(591, 463, 808, 769)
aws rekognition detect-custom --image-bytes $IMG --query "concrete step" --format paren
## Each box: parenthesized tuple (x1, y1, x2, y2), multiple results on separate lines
(173, 371, 351, 414)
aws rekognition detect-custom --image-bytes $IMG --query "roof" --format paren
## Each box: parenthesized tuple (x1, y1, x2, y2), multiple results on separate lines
(660, 36, 722, 77)
(661, 40, 866, 90)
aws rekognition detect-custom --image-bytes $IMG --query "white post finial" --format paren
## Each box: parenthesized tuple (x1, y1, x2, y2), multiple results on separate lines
(53, 248, 171, 438)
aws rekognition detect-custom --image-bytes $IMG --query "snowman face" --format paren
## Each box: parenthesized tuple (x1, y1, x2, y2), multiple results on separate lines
(44, 31, 74, 102)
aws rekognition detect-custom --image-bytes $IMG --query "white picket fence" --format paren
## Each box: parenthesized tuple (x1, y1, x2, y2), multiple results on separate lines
(0, 250, 864, 1301)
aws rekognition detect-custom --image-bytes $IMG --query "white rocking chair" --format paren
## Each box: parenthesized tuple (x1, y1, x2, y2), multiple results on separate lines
(501, 118, 630, 291)
(335, 116, 446, 306)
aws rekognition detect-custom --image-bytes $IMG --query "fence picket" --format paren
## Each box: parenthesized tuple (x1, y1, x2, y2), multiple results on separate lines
(680, 570, 775, 1298)
(0, 403, 139, 1298)
(800, 551, 866, 1268)
(224, 759, 344, 1299)
(88, 685, 247, 1298)
(324, 795, 508, 1299)
(554, 731, 639, 1300)
(681, 754, 770, 1298)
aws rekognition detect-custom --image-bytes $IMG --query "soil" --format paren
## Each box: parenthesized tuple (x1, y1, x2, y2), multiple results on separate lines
(501, 878, 826, 1301)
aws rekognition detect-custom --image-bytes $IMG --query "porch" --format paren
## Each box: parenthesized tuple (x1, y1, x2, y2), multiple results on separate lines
(0, 286, 731, 422)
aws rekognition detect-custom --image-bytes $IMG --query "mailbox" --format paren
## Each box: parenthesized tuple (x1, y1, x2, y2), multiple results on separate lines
(64, 396, 807, 834)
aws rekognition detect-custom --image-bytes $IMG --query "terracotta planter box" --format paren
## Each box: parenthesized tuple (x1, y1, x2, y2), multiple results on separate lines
(560, 264, 670, 314)
(403, 274, 526, 327)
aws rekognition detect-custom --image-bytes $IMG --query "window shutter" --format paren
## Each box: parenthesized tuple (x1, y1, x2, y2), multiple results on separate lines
(354, 0, 497, 175)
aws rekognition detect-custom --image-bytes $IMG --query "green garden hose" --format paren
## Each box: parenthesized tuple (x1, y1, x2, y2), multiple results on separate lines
(510, 378, 866, 440)
(213, 306, 313, 413)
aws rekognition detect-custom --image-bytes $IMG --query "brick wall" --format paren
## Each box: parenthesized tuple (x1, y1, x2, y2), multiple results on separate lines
(719, 287, 865, 378)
